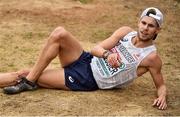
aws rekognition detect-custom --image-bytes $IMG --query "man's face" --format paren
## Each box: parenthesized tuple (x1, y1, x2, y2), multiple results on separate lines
(138, 16, 160, 41)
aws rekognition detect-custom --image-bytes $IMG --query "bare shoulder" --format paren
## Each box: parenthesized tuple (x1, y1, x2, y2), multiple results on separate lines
(146, 52, 163, 68)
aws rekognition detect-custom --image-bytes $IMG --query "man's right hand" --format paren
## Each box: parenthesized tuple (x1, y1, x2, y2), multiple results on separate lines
(107, 53, 122, 68)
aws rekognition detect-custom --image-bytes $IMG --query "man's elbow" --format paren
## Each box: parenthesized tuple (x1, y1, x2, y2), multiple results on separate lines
(90, 45, 99, 55)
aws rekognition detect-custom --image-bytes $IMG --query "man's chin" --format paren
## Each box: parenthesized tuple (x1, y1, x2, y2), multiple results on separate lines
(139, 37, 151, 42)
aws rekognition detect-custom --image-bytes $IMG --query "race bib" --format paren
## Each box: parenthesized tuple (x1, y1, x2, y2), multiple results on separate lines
(95, 58, 126, 78)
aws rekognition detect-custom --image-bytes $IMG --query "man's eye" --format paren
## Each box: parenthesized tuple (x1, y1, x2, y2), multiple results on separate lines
(149, 24, 155, 28)
(141, 21, 146, 25)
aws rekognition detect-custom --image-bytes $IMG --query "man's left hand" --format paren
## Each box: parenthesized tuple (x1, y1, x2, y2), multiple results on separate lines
(152, 95, 167, 110)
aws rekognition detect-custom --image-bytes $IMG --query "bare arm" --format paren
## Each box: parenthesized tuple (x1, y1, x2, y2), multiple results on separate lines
(90, 26, 133, 68)
(90, 26, 133, 58)
(148, 53, 167, 110)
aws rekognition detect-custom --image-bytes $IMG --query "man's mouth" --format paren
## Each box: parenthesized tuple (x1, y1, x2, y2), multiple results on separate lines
(140, 31, 148, 36)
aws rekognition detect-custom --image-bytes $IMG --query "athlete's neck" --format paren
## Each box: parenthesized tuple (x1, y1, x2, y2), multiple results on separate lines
(132, 36, 153, 48)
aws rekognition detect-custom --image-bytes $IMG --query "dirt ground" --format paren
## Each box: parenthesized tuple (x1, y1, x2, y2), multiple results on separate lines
(0, 0, 179, 116)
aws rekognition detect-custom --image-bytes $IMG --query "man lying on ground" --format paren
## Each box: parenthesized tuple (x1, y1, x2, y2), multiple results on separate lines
(0, 7, 167, 110)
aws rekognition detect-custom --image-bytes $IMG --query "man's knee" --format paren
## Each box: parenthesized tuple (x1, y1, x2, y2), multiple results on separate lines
(49, 26, 69, 42)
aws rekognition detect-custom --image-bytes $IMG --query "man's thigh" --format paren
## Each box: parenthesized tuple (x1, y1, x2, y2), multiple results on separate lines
(37, 68, 69, 90)
(58, 31, 83, 67)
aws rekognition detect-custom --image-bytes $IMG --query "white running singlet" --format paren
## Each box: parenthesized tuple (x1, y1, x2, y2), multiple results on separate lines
(90, 31, 157, 89)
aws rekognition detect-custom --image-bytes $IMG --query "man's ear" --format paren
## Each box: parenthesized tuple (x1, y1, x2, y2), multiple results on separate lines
(156, 27, 161, 34)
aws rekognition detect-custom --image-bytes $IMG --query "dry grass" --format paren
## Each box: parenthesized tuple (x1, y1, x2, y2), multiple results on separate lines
(0, 0, 179, 116)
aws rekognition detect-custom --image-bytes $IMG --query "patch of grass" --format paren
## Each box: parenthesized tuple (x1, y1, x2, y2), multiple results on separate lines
(22, 32, 33, 40)
(91, 29, 112, 42)
(74, 0, 93, 4)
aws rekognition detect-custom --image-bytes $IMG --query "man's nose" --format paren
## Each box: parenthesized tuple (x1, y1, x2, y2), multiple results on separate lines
(143, 24, 148, 30)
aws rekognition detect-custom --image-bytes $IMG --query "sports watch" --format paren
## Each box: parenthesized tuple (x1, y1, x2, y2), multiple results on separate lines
(102, 50, 112, 59)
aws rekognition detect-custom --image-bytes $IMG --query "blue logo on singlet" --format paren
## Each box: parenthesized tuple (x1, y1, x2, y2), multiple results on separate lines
(121, 38, 128, 42)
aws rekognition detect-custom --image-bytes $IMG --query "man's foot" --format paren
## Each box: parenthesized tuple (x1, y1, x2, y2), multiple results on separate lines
(3, 77, 38, 94)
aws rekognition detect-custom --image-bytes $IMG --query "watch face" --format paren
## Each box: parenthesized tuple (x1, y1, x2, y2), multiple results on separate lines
(103, 51, 108, 59)
(103, 51, 111, 59)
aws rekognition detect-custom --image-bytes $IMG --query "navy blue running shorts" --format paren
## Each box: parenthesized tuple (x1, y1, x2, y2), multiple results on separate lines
(64, 51, 99, 91)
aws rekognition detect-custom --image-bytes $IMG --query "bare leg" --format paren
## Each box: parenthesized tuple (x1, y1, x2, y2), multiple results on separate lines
(26, 26, 83, 82)
(3, 27, 83, 94)
(37, 68, 69, 90)
(0, 68, 68, 90)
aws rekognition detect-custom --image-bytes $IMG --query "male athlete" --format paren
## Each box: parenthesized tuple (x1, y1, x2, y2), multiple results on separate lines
(0, 7, 167, 110)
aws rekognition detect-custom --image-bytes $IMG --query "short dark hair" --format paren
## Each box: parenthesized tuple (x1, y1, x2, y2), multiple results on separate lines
(153, 34, 157, 40)
(146, 9, 157, 16)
